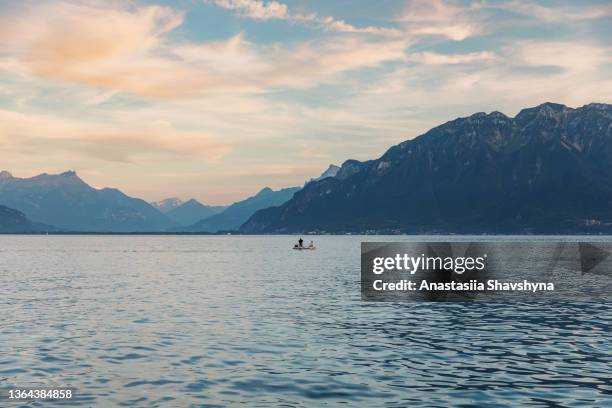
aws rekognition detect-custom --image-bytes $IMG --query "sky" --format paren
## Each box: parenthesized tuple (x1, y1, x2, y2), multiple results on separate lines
(0, 0, 610, 205)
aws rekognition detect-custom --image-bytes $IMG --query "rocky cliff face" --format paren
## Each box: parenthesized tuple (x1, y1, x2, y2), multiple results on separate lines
(242, 102, 612, 234)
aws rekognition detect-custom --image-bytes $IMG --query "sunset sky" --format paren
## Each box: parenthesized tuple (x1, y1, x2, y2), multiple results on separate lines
(0, 0, 611, 205)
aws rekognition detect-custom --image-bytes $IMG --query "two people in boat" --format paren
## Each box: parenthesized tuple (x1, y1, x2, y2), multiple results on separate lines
(294, 237, 314, 249)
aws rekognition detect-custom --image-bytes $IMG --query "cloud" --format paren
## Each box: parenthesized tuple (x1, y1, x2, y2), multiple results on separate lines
(260, 37, 409, 87)
(400, 0, 465, 22)
(396, 0, 612, 42)
(317, 17, 402, 36)
(350, 40, 612, 124)
(0, 2, 182, 63)
(397, 0, 612, 42)
(408, 24, 477, 41)
(212, 0, 288, 19)
(508, 41, 611, 74)
(409, 51, 496, 65)
(172, 34, 409, 92)
(210, 0, 401, 36)
(0, 2, 408, 99)
(505, 1, 612, 22)
(1, 1, 610, 203)
(398, 0, 482, 41)
(0, 109, 230, 163)
(0, 2, 191, 97)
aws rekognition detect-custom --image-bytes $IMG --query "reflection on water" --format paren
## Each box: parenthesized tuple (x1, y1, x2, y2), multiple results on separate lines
(0, 236, 611, 407)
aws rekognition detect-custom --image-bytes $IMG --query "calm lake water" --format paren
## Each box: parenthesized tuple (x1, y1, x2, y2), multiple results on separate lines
(1, 236, 611, 407)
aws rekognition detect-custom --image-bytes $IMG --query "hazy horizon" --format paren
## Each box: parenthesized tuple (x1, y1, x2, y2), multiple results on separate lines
(1, 0, 611, 205)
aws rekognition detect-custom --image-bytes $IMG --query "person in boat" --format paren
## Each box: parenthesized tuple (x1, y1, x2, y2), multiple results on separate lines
(308, 240, 314, 248)
(298, 238, 304, 248)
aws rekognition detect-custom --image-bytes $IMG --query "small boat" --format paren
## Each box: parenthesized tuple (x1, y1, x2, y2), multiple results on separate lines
(293, 238, 315, 250)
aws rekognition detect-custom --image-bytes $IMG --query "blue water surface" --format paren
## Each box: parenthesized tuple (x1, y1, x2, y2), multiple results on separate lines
(0, 235, 610, 407)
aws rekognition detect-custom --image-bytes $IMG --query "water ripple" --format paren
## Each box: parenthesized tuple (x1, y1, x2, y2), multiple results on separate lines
(0, 235, 610, 407)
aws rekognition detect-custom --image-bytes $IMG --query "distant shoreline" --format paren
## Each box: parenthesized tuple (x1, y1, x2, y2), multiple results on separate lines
(2, 232, 612, 236)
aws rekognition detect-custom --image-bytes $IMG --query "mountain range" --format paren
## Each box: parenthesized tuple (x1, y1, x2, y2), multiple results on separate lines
(0, 168, 314, 232)
(0, 170, 174, 232)
(2, 102, 611, 234)
(151, 197, 184, 213)
(242, 102, 612, 234)
(151, 197, 225, 226)
(0, 205, 49, 233)
(310, 164, 340, 182)
(177, 186, 301, 233)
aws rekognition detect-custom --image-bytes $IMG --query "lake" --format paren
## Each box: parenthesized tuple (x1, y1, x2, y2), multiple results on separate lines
(1, 235, 611, 407)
